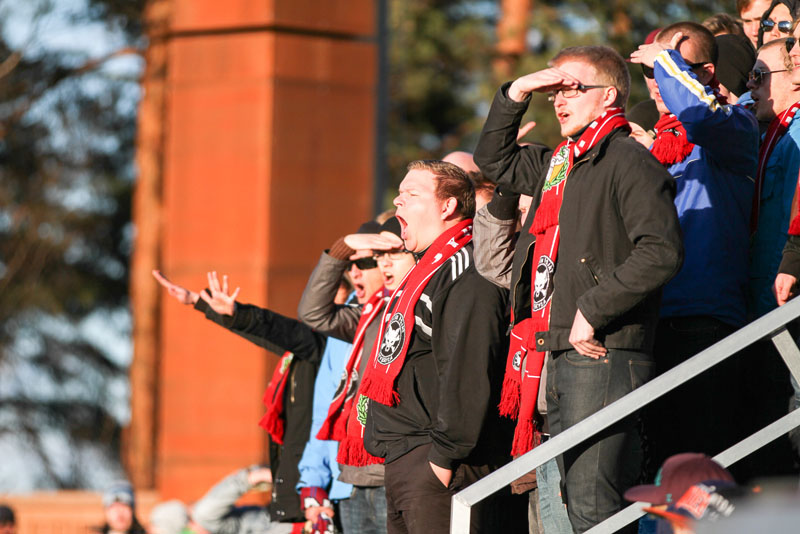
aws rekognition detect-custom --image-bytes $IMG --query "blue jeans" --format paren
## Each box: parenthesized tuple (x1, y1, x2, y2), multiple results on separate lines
(339, 486, 387, 534)
(535, 457, 572, 533)
(547, 348, 654, 533)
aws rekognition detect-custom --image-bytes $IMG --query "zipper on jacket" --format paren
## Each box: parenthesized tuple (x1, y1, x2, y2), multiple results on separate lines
(581, 257, 599, 285)
(510, 236, 537, 332)
(290, 365, 297, 403)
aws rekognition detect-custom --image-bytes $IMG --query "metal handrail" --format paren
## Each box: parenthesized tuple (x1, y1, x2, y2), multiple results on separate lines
(451, 296, 800, 534)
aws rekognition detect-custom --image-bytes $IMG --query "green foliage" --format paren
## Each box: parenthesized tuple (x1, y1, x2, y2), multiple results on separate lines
(0, 0, 142, 489)
(384, 0, 733, 190)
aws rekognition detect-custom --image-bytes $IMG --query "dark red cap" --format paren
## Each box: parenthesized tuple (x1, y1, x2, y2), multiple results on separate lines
(623, 453, 734, 505)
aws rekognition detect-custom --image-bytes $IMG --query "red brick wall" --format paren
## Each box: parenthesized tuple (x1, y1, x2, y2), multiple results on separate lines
(151, 0, 376, 501)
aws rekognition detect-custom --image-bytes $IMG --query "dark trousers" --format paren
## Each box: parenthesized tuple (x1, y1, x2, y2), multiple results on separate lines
(547, 348, 654, 533)
(383, 443, 521, 534)
(648, 316, 740, 476)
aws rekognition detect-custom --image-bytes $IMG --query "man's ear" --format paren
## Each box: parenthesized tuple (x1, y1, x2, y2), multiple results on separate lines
(698, 63, 715, 85)
(441, 197, 458, 220)
(603, 86, 619, 108)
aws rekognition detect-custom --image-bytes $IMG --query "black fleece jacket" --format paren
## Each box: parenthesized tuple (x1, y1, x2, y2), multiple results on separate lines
(474, 83, 684, 352)
(364, 242, 514, 469)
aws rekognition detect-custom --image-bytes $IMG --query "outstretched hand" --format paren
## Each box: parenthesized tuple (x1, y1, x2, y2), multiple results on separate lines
(152, 269, 199, 306)
(198, 271, 240, 316)
(629, 31, 684, 68)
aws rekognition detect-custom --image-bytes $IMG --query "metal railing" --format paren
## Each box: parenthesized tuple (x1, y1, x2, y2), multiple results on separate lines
(451, 296, 800, 534)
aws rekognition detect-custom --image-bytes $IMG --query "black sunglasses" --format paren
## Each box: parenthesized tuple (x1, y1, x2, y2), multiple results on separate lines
(761, 19, 793, 33)
(641, 61, 707, 79)
(349, 257, 379, 270)
(748, 67, 789, 85)
(786, 37, 797, 53)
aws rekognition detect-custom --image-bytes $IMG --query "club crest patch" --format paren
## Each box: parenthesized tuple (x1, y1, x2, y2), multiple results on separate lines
(378, 312, 406, 365)
(542, 145, 570, 192)
(532, 255, 555, 312)
(512, 350, 523, 371)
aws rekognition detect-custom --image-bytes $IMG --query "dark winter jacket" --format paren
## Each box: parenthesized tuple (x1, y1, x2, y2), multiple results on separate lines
(363, 242, 513, 469)
(195, 299, 324, 523)
(474, 83, 684, 353)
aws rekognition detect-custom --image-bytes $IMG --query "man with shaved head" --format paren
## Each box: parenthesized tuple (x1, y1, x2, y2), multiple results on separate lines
(630, 22, 758, 466)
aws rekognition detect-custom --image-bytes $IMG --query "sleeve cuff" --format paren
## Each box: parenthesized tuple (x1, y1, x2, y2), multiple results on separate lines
(328, 237, 355, 261)
(487, 186, 521, 220)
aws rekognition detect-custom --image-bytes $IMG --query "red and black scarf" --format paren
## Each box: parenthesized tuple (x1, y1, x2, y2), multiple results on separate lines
(753, 102, 800, 234)
(498, 108, 631, 456)
(258, 351, 294, 444)
(316, 289, 387, 442)
(338, 219, 473, 466)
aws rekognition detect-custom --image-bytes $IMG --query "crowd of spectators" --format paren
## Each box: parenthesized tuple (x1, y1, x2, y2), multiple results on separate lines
(129, 1, 800, 534)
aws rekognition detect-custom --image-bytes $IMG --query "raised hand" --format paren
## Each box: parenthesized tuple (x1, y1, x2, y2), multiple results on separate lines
(198, 271, 240, 316)
(629, 31, 684, 68)
(508, 67, 582, 102)
(152, 269, 199, 305)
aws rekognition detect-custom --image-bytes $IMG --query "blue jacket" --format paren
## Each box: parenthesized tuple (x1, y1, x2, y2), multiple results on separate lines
(748, 114, 800, 319)
(296, 335, 354, 501)
(654, 49, 758, 327)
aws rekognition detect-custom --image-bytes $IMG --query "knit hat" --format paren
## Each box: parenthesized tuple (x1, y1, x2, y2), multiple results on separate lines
(103, 480, 135, 509)
(149, 500, 189, 534)
(624, 453, 733, 505)
(344, 217, 404, 251)
(0, 504, 14, 525)
(716, 34, 756, 98)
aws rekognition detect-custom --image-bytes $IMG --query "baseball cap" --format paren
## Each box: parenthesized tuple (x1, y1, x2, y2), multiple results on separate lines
(624, 453, 734, 505)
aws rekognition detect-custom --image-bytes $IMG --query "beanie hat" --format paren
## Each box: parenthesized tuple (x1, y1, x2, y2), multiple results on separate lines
(103, 480, 135, 509)
(716, 34, 756, 98)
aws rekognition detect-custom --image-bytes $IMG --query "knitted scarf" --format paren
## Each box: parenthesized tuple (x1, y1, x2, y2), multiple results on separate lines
(499, 108, 631, 456)
(338, 218, 473, 466)
(651, 114, 695, 166)
(258, 351, 294, 444)
(650, 75, 727, 167)
(752, 102, 800, 234)
(316, 289, 387, 441)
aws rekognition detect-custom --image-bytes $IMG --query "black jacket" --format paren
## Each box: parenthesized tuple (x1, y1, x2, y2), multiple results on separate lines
(364, 242, 513, 469)
(195, 299, 324, 523)
(474, 84, 684, 352)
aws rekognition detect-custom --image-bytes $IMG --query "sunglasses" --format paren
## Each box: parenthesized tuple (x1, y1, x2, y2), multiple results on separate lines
(748, 67, 789, 85)
(761, 19, 793, 33)
(349, 257, 379, 270)
(641, 61, 707, 79)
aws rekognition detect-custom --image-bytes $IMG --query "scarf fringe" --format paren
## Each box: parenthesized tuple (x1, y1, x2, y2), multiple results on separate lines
(337, 435, 384, 466)
(360, 374, 400, 407)
(498, 375, 521, 419)
(510, 418, 534, 457)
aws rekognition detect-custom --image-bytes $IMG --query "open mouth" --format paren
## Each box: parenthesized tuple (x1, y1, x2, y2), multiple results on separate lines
(382, 272, 395, 286)
(556, 111, 570, 123)
(396, 215, 408, 240)
(353, 281, 365, 299)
